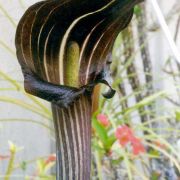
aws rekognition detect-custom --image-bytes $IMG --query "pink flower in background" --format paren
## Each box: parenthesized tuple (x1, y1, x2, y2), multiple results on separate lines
(115, 125, 146, 155)
(45, 154, 56, 165)
(0, 155, 10, 161)
(131, 137, 146, 155)
(115, 125, 133, 146)
(97, 114, 110, 127)
(153, 140, 167, 150)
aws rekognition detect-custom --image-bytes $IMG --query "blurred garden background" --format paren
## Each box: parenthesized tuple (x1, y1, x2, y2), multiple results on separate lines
(0, 0, 180, 179)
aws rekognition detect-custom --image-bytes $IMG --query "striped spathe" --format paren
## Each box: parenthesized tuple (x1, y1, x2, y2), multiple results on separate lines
(15, 0, 139, 87)
(15, 0, 143, 179)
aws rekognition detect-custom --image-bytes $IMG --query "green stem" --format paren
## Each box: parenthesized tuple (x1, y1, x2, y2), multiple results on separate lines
(95, 150, 103, 180)
(0, 5, 16, 27)
(0, 97, 51, 120)
(0, 40, 15, 56)
(5, 150, 16, 180)
(0, 119, 53, 132)
(0, 71, 51, 115)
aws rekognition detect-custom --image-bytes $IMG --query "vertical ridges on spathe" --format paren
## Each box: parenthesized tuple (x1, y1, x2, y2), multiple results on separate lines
(15, 0, 138, 87)
(52, 95, 92, 180)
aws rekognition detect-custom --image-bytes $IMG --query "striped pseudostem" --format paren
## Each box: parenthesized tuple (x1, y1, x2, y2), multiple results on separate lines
(52, 95, 92, 179)
(15, 0, 143, 179)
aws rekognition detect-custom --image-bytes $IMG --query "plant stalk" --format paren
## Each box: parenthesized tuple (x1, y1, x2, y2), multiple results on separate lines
(52, 95, 92, 180)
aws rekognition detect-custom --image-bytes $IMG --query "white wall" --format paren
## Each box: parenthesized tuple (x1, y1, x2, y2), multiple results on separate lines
(0, 0, 54, 177)
(147, 0, 180, 118)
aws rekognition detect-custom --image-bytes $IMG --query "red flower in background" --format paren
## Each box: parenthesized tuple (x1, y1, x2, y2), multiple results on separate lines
(97, 114, 110, 127)
(45, 154, 56, 165)
(115, 125, 146, 155)
(131, 137, 146, 155)
(153, 140, 167, 149)
(115, 125, 133, 146)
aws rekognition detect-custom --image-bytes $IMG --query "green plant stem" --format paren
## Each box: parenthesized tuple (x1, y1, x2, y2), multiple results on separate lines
(0, 40, 15, 56)
(0, 71, 51, 115)
(141, 127, 180, 161)
(18, 0, 26, 9)
(0, 5, 16, 27)
(0, 97, 51, 119)
(5, 150, 16, 180)
(95, 150, 103, 180)
(0, 119, 53, 132)
(145, 142, 180, 172)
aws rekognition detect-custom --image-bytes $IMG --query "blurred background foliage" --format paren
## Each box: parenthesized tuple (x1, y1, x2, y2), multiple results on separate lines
(0, 0, 180, 179)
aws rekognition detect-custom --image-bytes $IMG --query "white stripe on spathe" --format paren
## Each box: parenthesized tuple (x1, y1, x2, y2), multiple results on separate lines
(44, 25, 55, 82)
(58, 0, 116, 84)
(74, 104, 83, 180)
(78, 19, 105, 66)
(37, 1, 67, 57)
(21, 3, 45, 67)
(21, 15, 30, 66)
(78, 98, 86, 176)
(68, 108, 79, 179)
(85, 32, 105, 84)
(81, 96, 89, 166)
(85, 17, 120, 83)
(55, 107, 66, 179)
(34, 1, 52, 73)
(61, 110, 73, 180)
(37, 1, 69, 82)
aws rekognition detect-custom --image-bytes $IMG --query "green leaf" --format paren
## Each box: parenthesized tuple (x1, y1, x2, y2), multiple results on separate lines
(134, 5, 142, 16)
(44, 162, 55, 173)
(92, 117, 116, 151)
(107, 135, 116, 149)
(175, 111, 180, 122)
(150, 171, 161, 180)
(124, 91, 166, 115)
(92, 117, 108, 147)
(20, 161, 27, 171)
(37, 159, 45, 174)
(148, 149, 160, 157)
(0, 96, 51, 119)
(111, 157, 124, 165)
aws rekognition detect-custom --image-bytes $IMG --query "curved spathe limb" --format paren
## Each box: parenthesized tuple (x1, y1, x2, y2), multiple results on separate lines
(21, 65, 85, 108)
(21, 63, 115, 108)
